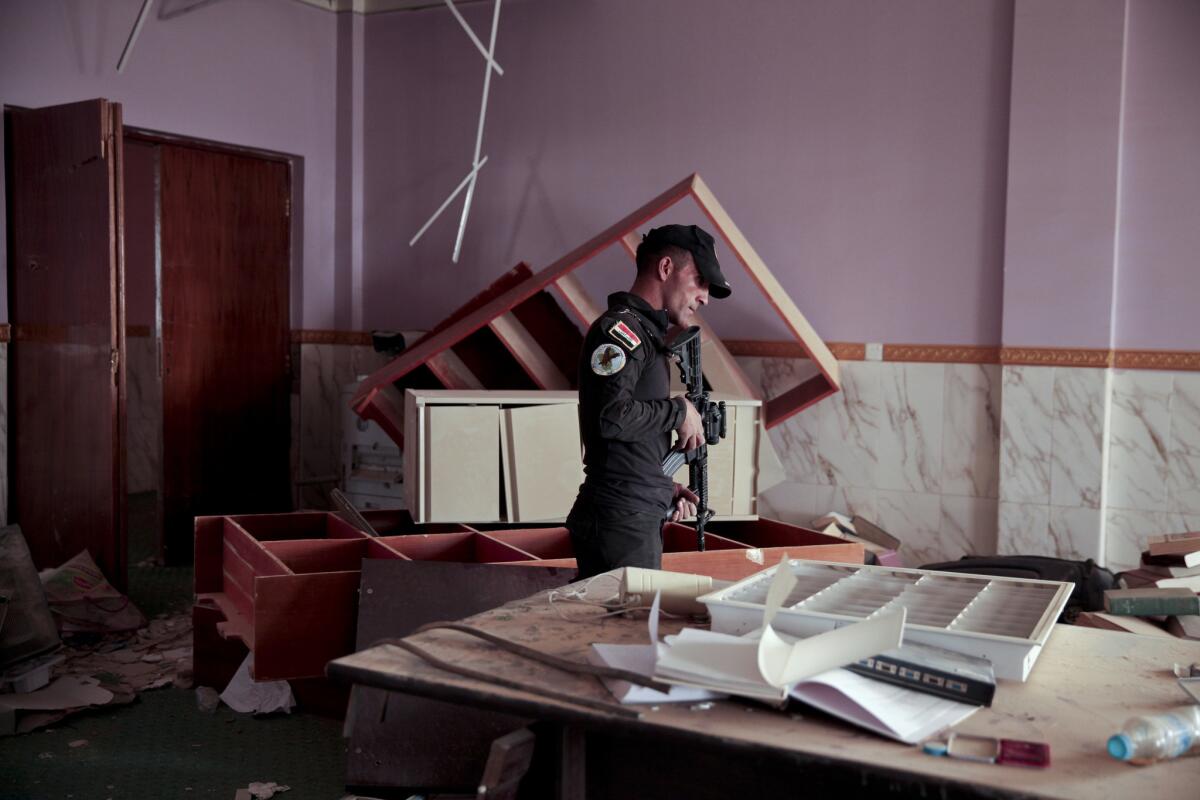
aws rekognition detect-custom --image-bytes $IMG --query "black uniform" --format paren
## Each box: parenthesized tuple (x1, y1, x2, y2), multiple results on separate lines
(566, 292, 686, 579)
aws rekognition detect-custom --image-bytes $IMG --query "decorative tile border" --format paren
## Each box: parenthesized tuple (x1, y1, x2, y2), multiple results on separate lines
(1112, 349, 1200, 372)
(722, 340, 866, 360)
(884, 344, 1001, 364)
(291, 329, 373, 346)
(270, 333, 1200, 372)
(999, 347, 1112, 368)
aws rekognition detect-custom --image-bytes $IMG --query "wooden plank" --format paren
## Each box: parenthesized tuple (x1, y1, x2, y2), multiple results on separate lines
(706, 406, 736, 517)
(226, 511, 329, 541)
(689, 174, 839, 389)
(404, 394, 421, 517)
(423, 406, 501, 523)
(426, 349, 485, 390)
(731, 402, 757, 516)
(553, 273, 603, 326)
(484, 527, 575, 560)
(260, 538, 369, 574)
(501, 405, 583, 522)
(473, 534, 542, 563)
(763, 376, 837, 428)
(351, 176, 695, 410)
(408, 389, 577, 406)
(489, 312, 571, 390)
(8, 99, 126, 586)
(253, 571, 362, 681)
(415, 263, 535, 345)
(194, 516, 226, 593)
(377, 532, 476, 562)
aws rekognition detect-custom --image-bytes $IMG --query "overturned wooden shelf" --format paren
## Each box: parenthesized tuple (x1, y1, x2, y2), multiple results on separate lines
(352, 174, 840, 446)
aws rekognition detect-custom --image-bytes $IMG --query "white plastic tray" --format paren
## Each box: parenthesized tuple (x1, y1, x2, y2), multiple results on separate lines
(697, 560, 1073, 681)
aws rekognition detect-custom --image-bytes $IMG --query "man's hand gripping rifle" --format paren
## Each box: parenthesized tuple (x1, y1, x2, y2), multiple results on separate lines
(661, 326, 726, 551)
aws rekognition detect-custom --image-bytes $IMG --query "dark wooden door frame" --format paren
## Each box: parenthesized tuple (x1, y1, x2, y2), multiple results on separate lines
(133, 130, 295, 563)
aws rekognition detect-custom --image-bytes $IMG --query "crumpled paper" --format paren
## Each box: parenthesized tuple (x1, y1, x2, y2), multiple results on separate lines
(219, 654, 294, 715)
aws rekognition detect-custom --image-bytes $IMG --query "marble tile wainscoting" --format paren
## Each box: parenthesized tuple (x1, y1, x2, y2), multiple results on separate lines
(999, 366, 1200, 571)
(296, 342, 391, 509)
(739, 356, 1200, 571)
(736, 357, 1002, 567)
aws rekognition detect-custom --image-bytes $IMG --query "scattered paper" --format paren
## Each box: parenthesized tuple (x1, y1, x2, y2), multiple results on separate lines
(0, 675, 113, 711)
(588, 593, 720, 704)
(789, 668, 979, 744)
(248, 782, 290, 798)
(654, 564, 907, 702)
(220, 654, 295, 715)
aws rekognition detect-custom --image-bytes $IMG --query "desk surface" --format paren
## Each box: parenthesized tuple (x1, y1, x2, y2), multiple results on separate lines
(329, 586, 1200, 799)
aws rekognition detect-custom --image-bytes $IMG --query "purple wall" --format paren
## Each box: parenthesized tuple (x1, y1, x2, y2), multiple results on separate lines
(1114, 0, 1200, 350)
(362, 0, 1014, 343)
(0, 0, 340, 328)
(3, 1, 1196, 349)
(1000, 0, 1125, 350)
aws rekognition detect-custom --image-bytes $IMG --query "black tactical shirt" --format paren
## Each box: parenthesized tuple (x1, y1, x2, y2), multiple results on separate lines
(574, 292, 685, 514)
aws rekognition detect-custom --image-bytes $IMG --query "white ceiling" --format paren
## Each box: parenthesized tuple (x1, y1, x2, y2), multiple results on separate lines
(296, 0, 490, 13)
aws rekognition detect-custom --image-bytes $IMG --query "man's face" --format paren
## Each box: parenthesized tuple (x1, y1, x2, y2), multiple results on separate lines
(663, 258, 710, 326)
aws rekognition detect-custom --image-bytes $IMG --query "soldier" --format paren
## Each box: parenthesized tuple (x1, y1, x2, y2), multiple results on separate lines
(566, 224, 731, 579)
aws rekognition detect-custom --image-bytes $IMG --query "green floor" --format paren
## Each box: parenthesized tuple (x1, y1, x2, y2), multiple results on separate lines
(1, 493, 349, 800)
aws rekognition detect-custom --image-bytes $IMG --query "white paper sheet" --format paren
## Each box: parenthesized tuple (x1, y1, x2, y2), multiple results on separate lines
(655, 564, 906, 696)
(789, 668, 979, 744)
(220, 653, 295, 715)
(588, 592, 721, 704)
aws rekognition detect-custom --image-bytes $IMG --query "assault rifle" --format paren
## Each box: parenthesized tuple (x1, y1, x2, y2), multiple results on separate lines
(661, 326, 726, 551)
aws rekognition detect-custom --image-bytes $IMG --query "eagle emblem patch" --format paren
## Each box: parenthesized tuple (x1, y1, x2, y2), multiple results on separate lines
(590, 343, 627, 376)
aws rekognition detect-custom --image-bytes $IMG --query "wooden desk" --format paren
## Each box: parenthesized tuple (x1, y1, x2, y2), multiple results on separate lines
(329, 586, 1200, 799)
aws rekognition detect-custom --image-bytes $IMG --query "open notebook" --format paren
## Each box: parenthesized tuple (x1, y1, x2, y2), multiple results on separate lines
(590, 565, 980, 743)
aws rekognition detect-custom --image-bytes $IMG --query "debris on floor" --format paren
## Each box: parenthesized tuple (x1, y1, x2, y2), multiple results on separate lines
(0, 609, 193, 734)
(39, 549, 147, 634)
(219, 654, 295, 715)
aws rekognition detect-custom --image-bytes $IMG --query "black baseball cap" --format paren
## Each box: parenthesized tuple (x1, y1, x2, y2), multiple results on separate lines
(642, 224, 731, 298)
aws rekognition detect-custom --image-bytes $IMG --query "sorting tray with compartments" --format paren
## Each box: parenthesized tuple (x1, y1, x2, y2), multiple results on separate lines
(698, 559, 1073, 681)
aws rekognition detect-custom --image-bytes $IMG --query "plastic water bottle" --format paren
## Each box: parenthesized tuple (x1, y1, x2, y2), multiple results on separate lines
(1107, 706, 1200, 764)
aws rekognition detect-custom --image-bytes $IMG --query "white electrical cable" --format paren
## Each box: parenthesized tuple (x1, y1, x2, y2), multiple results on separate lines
(450, 0, 502, 263)
(117, 0, 156, 73)
(443, 0, 504, 76)
(408, 156, 489, 247)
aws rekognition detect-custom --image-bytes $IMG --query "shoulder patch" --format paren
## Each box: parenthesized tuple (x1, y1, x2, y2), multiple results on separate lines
(590, 343, 627, 376)
(607, 320, 641, 351)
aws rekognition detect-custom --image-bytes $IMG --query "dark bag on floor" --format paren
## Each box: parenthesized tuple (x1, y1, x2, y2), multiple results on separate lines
(918, 555, 1117, 620)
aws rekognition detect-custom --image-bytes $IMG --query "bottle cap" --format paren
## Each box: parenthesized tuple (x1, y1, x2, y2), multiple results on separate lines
(1107, 733, 1134, 760)
(922, 741, 948, 757)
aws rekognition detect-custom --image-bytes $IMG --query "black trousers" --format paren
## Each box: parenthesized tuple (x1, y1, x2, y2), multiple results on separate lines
(565, 500, 664, 580)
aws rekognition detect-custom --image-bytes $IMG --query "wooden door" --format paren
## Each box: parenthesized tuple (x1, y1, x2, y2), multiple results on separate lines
(159, 144, 291, 563)
(6, 99, 127, 587)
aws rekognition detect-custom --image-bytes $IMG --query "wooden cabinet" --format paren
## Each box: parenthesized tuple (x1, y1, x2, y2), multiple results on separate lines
(404, 389, 763, 524)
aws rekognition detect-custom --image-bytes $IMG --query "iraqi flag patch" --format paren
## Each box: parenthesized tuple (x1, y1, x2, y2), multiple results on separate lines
(607, 320, 641, 351)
